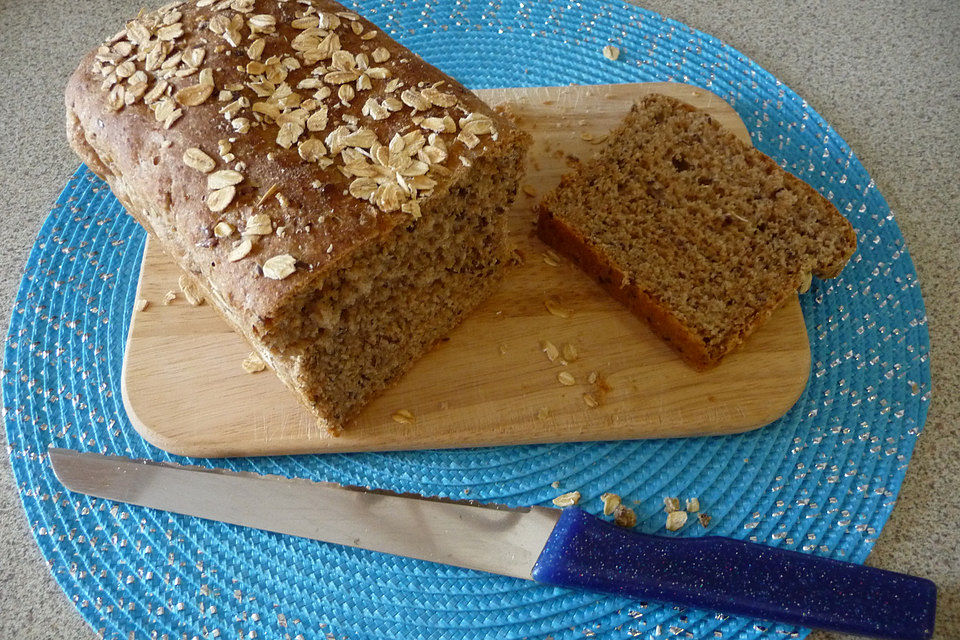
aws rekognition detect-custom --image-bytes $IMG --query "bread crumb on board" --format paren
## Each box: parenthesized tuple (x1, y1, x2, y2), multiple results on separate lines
(544, 297, 571, 318)
(134, 298, 149, 312)
(162, 290, 176, 305)
(178, 274, 205, 306)
(540, 339, 560, 362)
(391, 409, 415, 425)
(540, 337, 592, 399)
(241, 352, 266, 374)
(542, 249, 561, 267)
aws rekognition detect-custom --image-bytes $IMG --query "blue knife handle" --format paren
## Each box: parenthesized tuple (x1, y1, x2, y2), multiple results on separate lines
(531, 508, 935, 640)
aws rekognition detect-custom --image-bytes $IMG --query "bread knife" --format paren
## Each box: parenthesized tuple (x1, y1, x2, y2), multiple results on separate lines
(48, 448, 936, 639)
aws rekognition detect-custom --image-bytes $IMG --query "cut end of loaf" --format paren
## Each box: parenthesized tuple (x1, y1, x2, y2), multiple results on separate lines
(257, 138, 527, 430)
(537, 93, 857, 368)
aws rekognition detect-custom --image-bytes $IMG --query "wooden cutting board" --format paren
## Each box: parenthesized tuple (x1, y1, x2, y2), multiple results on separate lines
(122, 82, 811, 458)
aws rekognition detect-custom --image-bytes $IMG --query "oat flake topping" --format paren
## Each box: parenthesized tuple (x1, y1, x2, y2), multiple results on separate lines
(91, 0, 499, 257)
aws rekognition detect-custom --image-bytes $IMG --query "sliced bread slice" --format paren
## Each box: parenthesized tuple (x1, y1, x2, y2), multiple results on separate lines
(536, 93, 857, 369)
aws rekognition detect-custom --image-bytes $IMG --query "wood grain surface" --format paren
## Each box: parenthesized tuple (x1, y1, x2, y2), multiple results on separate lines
(121, 82, 811, 457)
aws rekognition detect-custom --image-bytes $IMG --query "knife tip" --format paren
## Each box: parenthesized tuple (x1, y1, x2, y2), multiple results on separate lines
(47, 447, 85, 490)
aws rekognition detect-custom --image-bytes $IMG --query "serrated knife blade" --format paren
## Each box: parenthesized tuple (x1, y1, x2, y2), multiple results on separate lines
(48, 447, 936, 640)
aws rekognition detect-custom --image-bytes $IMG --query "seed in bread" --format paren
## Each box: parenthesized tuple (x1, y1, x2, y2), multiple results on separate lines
(66, 0, 530, 432)
(537, 93, 857, 369)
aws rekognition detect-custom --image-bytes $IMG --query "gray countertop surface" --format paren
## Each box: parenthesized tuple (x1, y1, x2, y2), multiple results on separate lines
(0, 1, 957, 638)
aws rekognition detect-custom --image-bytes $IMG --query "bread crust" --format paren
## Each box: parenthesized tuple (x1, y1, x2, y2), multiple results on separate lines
(65, 0, 526, 327)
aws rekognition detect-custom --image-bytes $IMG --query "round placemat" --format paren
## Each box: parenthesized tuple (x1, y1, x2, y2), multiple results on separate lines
(4, 1, 931, 639)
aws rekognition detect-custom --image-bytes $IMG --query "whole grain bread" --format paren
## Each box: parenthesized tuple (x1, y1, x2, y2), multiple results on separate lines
(66, 0, 529, 432)
(537, 93, 856, 368)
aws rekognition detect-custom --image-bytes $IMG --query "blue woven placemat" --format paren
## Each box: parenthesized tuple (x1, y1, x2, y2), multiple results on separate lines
(4, 1, 931, 639)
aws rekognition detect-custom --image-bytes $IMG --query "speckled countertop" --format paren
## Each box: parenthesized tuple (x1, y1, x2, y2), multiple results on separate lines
(0, 1, 957, 638)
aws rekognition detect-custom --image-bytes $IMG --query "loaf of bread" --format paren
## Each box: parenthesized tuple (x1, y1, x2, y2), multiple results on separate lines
(66, 0, 529, 432)
(537, 93, 856, 369)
